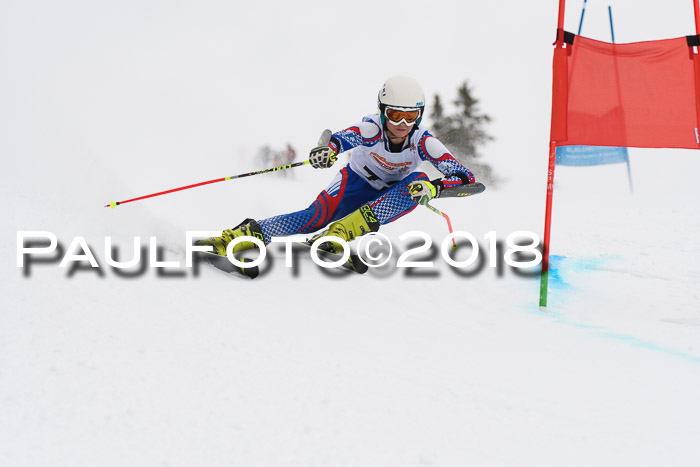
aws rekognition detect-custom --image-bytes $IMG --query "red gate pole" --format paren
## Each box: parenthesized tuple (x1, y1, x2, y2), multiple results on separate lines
(693, 0, 700, 150)
(539, 142, 558, 308)
(539, 0, 568, 308)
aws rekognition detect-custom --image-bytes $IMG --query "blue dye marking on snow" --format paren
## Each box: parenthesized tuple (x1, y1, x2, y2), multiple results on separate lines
(550, 254, 616, 276)
(547, 254, 621, 296)
(546, 254, 614, 306)
(534, 310, 700, 366)
(547, 255, 572, 289)
(594, 329, 700, 365)
(536, 255, 700, 366)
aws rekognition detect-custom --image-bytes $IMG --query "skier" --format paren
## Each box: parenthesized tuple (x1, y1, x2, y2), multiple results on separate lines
(197, 76, 476, 269)
(285, 144, 296, 164)
(283, 143, 297, 179)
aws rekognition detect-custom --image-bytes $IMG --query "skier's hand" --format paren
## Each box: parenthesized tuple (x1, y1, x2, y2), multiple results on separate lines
(408, 180, 441, 205)
(309, 145, 338, 169)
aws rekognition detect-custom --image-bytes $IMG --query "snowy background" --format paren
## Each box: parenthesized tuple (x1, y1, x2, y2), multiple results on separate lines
(2, 0, 700, 466)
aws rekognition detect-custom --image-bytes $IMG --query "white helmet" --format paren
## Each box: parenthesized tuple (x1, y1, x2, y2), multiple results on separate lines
(377, 75, 425, 126)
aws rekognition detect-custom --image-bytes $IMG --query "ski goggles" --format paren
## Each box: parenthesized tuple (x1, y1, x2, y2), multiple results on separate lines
(384, 106, 422, 126)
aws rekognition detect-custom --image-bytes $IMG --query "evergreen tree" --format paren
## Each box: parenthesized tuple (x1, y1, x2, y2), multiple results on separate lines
(429, 81, 496, 184)
(430, 94, 447, 137)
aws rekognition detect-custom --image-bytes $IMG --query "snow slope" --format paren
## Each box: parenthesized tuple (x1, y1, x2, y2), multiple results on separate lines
(2, 148, 700, 467)
(2, 1, 700, 466)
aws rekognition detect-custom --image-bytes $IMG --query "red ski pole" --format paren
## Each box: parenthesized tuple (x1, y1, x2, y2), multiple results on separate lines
(424, 202, 458, 250)
(105, 130, 332, 209)
(104, 161, 310, 209)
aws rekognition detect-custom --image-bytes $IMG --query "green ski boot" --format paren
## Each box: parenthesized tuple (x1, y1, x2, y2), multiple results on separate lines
(196, 218, 264, 256)
(312, 204, 380, 273)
